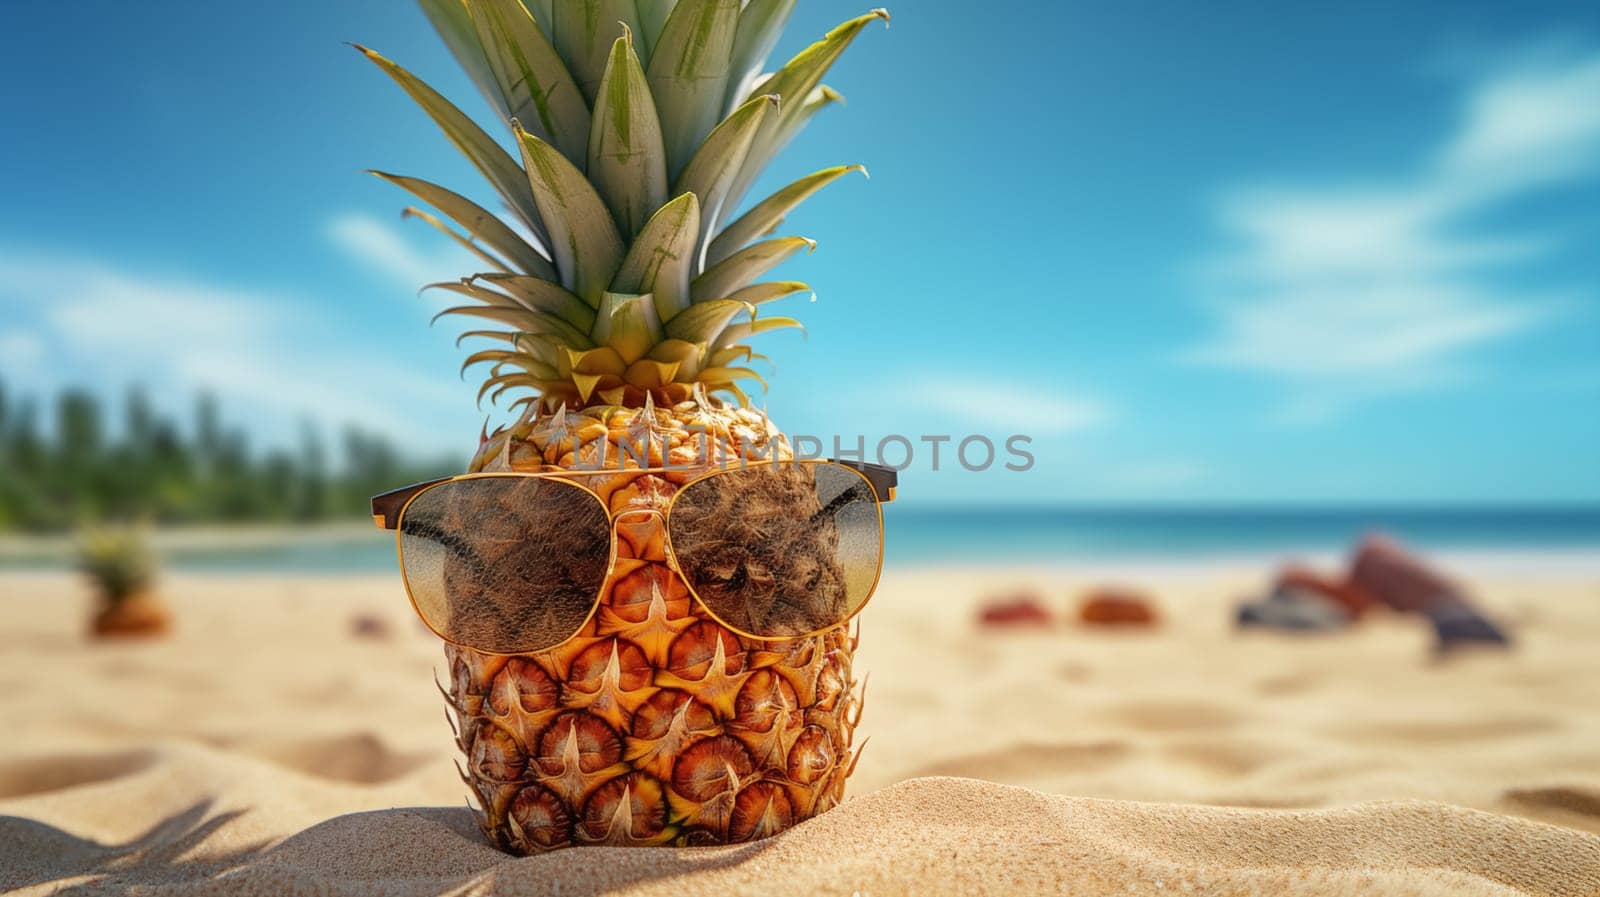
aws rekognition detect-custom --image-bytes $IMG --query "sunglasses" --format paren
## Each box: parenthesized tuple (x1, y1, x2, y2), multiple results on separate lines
(371, 459, 896, 655)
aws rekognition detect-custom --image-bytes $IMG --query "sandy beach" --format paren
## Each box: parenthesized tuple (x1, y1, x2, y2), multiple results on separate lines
(4, 562, 1600, 895)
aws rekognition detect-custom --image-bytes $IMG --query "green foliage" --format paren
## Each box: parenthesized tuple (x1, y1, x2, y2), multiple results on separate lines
(77, 522, 157, 605)
(0, 378, 457, 534)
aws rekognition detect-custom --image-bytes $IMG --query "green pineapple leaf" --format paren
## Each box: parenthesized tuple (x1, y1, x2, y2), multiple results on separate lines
(551, 0, 643, 104)
(692, 235, 813, 302)
(725, 9, 885, 211)
(423, 279, 526, 310)
(589, 28, 669, 237)
(425, 278, 595, 334)
(525, 0, 553, 29)
(725, 280, 810, 306)
(592, 291, 665, 364)
(613, 192, 701, 322)
(673, 93, 777, 270)
(478, 372, 547, 406)
(725, 83, 845, 215)
(724, 0, 796, 113)
(750, 10, 887, 141)
(472, 273, 597, 329)
(402, 206, 514, 273)
(357, 45, 547, 242)
(707, 344, 763, 367)
(635, 0, 679, 61)
(708, 164, 866, 265)
(467, 0, 593, 165)
(514, 124, 626, 307)
(456, 329, 517, 347)
(713, 313, 803, 350)
(511, 333, 562, 366)
(416, 0, 506, 122)
(696, 364, 768, 389)
(461, 349, 559, 381)
(369, 171, 557, 280)
(647, 0, 741, 181)
(435, 303, 596, 346)
(665, 298, 752, 342)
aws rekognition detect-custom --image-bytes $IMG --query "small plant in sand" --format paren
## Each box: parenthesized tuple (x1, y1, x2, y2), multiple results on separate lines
(79, 522, 170, 638)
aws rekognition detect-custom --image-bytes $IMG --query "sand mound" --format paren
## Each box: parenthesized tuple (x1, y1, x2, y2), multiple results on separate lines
(4, 761, 1598, 897)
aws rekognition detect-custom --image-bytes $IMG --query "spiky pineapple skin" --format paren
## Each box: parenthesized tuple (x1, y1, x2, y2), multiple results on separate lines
(441, 398, 861, 851)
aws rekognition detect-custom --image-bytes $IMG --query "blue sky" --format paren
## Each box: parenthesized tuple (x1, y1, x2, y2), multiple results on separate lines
(1, 1, 1597, 505)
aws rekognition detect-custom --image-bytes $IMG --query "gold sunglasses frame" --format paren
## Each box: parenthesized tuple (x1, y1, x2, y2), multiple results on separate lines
(380, 459, 892, 656)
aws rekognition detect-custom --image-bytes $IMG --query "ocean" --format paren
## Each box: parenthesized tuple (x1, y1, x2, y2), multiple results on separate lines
(881, 505, 1600, 565)
(5, 506, 1598, 573)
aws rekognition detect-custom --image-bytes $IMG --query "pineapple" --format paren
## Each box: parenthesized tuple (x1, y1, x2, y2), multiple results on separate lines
(79, 522, 170, 638)
(360, 0, 887, 849)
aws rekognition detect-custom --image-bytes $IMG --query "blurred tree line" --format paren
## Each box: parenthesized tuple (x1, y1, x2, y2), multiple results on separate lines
(0, 379, 458, 532)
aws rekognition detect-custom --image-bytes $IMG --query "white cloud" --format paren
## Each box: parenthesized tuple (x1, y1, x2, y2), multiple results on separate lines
(900, 378, 1110, 435)
(1440, 54, 1600, 191)
(0, 248, 472, 455)
(1192, 283, 1543, 378)
(0, 330, 45, 370)
(1190, 44, 1600, 420)
(327, 212, 481, 291)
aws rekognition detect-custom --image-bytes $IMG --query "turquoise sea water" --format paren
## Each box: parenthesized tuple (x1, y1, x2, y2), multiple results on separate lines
(5, 506, 1598, 573)
(881, 506, 1600, 565)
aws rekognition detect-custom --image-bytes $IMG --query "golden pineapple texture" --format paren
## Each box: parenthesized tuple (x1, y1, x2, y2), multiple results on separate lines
(442, 398, 861, 850)
(362, 0, 888, 851)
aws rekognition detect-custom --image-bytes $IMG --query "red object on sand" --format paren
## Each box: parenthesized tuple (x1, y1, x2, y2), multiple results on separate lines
(978, 594, 1054, 628)
(1275, 565, 1376, 617)
(1078, 588, 1159, 626)
(1345, 533, 1511, 649)
(1348, 534, 1459, 614)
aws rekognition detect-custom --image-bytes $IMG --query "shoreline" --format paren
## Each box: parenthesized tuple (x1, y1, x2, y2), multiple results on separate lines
(4, 544, 1599, 579)
(3, 514, 1599, 581)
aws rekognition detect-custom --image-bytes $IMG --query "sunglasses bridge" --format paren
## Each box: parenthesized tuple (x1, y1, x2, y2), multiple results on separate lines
(608, 507, 688, 578)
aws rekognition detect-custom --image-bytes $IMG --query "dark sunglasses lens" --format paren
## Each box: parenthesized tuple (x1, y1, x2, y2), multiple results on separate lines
(668, 463, 881, 638)
(398, 477, 611, 654)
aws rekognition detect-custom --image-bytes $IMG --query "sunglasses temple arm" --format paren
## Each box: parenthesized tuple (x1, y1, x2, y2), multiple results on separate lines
(831, 459, 898, 503)
(370, 477, 454, 530)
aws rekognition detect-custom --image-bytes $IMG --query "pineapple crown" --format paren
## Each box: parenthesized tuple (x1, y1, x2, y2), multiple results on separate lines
(359, 1, 888, 419)
(77, 523, 157, 605)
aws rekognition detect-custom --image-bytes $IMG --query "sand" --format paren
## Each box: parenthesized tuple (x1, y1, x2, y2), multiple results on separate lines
(3, 563, 1599, 895)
